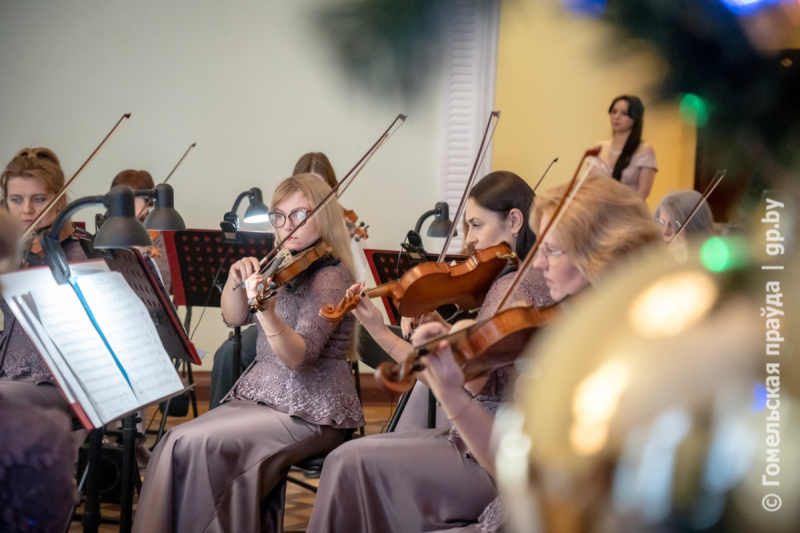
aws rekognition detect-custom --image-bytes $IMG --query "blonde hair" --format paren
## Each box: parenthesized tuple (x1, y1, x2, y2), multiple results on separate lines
(271, 174, 360, 360)
(531, 175, 663, 284)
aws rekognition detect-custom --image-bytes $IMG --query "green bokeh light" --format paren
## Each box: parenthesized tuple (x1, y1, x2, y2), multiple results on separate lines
(679, 94, 710, 127)
(700, 236, 748, 272)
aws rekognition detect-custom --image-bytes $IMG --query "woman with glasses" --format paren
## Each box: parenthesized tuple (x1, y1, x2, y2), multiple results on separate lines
(0, 147, 95, 412)
(306, 175, 662, 533)
(655, 189, 714, 243)
(589, 95, 658, 200)
(134, 174, 364, 533)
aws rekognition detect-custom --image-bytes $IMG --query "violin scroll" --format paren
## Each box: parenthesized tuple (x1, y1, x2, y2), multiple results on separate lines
(375, 360, 418, 393)
(320, 291, 363, 322)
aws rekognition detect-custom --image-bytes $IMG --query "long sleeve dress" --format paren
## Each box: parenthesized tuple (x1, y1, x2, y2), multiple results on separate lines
(306, 265, 551, 533)
(0, 227, 92, 411)
(133, 261, 364, 533)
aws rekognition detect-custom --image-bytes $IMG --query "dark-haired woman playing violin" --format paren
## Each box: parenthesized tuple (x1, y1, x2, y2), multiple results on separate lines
(306, 175, 663, 533)
(347, 171, 552, 430)
(306, 171, 551, 533)
(133, 174, 363, 533)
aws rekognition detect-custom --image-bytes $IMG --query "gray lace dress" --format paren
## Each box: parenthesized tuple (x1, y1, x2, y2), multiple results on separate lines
(306, 266, 550, 533)
(133, 262, 364, 533)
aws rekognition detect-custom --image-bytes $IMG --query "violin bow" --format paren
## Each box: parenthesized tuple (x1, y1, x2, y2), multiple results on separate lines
(437, 110, 501, 261)
(232, 113, 407, 290)
(495, 147, 601, 312)
(135, 142, 197, 219)
(668, 169, 726, 245)
(533, 157, 558, 193)
(21, 113, 131, 241)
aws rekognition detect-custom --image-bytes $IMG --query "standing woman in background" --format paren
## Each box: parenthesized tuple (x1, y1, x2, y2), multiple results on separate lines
(0, 148, 94, 411)
(133, 174, 364, 533)
(591, 95, 658, 200)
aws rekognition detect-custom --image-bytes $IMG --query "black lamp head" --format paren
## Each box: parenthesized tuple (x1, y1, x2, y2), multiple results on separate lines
(427, 201, 454, 238)
(243, 188, 269, 224)
(143, 184, 186, 231)
(94, 186, 153, 249)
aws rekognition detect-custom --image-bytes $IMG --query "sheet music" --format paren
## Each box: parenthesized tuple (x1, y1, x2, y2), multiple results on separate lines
(73, 272, 183, 405)
(28, 285, 137, 422)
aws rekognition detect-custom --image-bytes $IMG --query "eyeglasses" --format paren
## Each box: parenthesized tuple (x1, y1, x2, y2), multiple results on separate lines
(656, 217, 682, 235)
(534, 245, 565, 263)
(268, 209, 313, 228)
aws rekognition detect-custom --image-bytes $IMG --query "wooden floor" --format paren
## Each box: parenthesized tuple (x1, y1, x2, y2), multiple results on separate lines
(68, 401, 397, 532)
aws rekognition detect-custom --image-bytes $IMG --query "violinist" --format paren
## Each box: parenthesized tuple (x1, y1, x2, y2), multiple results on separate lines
(104, 169, 172, 293)
(305, 175, 663, 533)
(208, 152, 367, 409)
(133, 174, 364, 533)
(0, 147, 94, 411)
(655, 189, 714, 243)
(348, 171, 552, 429)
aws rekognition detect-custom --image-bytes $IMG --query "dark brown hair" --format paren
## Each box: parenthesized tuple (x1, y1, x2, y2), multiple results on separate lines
(469, 171, 536, 260)
(1, 148, 65, 209)
(293, 152, 337, 189)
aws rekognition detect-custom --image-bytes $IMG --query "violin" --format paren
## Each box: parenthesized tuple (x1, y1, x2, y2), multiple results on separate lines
(320, 242, 517, 322)
(343, 208, 369, 242)
(375, 146, 602, 391)
(320, 111, 503, 323)
(377, 301, 562, 393)
(27, 222, 77, 257)
(248, 240, 334, 313)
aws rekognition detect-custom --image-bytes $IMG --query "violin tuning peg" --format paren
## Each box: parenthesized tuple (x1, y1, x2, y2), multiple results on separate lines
(256, 283, 264, 292)
(268, 281, 277, 290)
(247, 298, 254, 305)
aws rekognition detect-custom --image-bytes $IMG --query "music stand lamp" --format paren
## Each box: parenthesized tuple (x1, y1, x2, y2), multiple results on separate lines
(220, 187, 269, 381)
(40, 184, 185, 533)
(391, 202, 454, 429)
(403, 201, 454, 257)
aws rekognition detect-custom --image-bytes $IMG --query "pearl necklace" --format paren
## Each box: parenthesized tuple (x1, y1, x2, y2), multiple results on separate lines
(608, 147, 622, 156)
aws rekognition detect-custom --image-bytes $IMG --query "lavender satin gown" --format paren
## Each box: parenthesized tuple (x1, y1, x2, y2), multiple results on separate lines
(306, 266, 551, 533)
(133, 262, 364, 533)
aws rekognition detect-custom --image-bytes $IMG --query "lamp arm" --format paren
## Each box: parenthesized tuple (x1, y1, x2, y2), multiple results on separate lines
(41, 195, 105, 285)
(230, 190, 252, 216)
(414, 208, 440, 234)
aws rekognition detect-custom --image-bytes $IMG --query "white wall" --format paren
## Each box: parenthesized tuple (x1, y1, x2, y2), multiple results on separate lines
(0, 0, 447, 367)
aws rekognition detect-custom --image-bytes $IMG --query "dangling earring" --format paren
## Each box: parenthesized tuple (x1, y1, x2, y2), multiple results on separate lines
(512, 232, 519, 237)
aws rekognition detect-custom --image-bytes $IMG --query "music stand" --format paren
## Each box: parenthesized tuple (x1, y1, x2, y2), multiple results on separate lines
(162, 229, 275, 382)
(78, 248, 201, 533)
